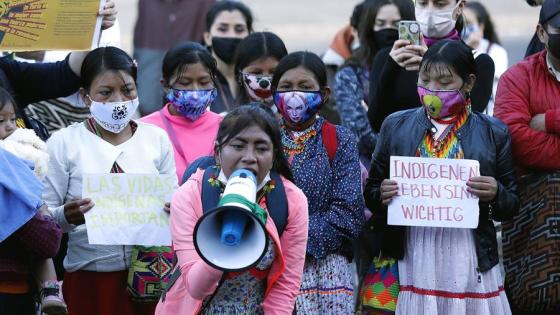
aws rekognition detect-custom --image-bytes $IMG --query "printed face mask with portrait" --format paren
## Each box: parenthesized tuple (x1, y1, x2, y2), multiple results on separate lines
(273, 91, 323, 125)
(243, 73, 273, 104)
(88, 97, 140, 133)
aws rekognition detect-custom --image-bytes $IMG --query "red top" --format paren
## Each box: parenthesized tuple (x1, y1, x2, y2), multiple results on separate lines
(494, 50, 560, 171)
(0, 213, 62, 283)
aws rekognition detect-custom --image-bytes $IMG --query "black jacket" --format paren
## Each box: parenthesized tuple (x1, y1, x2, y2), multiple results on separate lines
(363, 107, 519, 272)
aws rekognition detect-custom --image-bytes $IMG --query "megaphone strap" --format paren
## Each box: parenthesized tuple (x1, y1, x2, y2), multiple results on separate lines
(218, 194, 268, 225)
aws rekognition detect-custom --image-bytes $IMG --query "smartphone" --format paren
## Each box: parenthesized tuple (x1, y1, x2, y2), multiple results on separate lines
(399, 20, 421, 45)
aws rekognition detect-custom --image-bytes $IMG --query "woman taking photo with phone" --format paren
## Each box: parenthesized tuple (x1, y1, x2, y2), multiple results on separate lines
(334, 0, 414, 166)
(367, 0, 495, 133)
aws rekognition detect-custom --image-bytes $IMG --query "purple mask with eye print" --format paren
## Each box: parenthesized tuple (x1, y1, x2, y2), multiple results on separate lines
(166, 88, 217, 121)
(273, 91, 323, 125)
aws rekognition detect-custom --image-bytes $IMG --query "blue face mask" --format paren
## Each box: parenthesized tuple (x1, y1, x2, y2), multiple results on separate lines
(461, 23, 479, 42)
(166, 88, 217, 121)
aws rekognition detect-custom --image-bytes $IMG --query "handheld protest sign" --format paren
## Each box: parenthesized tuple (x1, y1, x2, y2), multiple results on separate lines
(82, 173, 175, 246)
(388, 156, 480, 229)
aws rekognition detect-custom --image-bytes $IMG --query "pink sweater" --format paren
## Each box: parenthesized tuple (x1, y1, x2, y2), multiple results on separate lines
(155, 169, 309, 315)
(141, 105, 222, 181)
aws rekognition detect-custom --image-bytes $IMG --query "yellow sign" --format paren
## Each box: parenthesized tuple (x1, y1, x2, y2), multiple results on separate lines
(0, 0, 104, 51)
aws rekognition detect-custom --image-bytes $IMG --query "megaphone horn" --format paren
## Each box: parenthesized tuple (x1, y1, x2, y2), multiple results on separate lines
(193, 169, 268, 272)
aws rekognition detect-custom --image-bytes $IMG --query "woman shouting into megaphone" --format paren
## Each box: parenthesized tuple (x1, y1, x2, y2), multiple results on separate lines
(156, 105, 309, 315)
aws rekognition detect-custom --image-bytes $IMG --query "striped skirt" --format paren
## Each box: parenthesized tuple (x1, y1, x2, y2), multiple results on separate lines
(396, 226, 511, 315)
(296, 254, 354, 314)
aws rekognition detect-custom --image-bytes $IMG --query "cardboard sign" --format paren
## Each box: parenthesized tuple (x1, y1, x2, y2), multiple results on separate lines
(0, 0, 104, 51)
(82, 174, 175, 246)
(388, 156, 480, 228)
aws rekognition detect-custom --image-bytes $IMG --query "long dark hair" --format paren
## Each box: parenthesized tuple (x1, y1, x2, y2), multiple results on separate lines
(271, 51, 328, 92)
(206, 0, 254, 32)
(80, 46, 137, 92)
(215, 105, 293, 181)
(455, 0, 466, 34)
(234, 32, 288, 104)
(347, 0, 415, 68)
(465, 2, 501, 45)
(420, 39, 477, 84)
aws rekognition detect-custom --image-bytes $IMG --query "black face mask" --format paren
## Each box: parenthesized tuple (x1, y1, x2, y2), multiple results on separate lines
(373, 29, 399, 50)
(211, 37, 243, 64)
(547, 32, 560, 59)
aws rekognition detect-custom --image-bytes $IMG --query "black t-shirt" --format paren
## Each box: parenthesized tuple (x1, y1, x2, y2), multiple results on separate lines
(367, 46, 495, 132)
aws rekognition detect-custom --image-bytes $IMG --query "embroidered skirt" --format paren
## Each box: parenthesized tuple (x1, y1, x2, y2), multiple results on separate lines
(296, 254, 355, 314)
(396, 226, 511, 315)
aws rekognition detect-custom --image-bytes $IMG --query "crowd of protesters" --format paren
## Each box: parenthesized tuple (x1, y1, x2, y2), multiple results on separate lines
(1, 0, 559, 314)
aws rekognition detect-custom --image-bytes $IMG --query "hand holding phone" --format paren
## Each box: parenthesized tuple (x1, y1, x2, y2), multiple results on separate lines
(398, 20, 421, 45)
(390, 20, 426, 71)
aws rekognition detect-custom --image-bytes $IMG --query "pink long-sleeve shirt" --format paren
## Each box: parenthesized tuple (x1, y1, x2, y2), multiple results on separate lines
(156, 169, 309, 315)
(141, 106, 222, 181)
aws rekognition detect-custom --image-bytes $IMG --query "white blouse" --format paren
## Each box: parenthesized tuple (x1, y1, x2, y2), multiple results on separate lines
(42, 121, 176, 272)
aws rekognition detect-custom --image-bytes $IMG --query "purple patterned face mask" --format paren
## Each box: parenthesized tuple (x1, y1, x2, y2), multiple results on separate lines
(273, 91, 323, 125)
(417, 86, 467, 119)
(166, 88, 217, 121)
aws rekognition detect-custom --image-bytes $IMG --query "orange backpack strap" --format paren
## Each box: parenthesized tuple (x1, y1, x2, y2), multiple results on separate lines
(321, 121, 338, 165)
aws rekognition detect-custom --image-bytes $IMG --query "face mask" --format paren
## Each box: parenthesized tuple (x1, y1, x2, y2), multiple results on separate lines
(274, 91, 323, 125)
(89, 97, 139, 134)
(242, 73, 273, 104)
(547, 32, 560, 60)
(374, 28, 399, 49)
(166, 88, 217, 121)
(461, 23, 479, 42)
(415, 3, 458, 38)
(417, 86, 466, 119)
(211, 37, 243, 64)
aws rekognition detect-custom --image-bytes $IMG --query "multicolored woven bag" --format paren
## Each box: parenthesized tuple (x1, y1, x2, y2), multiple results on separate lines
(360, 255, 399, 313)
(502, 172, 560, 312)
(127, 246, 174, 301)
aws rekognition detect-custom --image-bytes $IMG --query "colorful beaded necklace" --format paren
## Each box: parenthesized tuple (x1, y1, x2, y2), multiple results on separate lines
(417, 108, 470, 159)
(280, 123, 317, 158)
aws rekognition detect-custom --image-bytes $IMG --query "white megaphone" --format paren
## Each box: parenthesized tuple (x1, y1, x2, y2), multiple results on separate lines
(193, 169, 268, 271)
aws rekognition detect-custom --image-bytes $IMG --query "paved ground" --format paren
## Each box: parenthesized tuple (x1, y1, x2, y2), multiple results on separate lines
(116, 0, 542, 66)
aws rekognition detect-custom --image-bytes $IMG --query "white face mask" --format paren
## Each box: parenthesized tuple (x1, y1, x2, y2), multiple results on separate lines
(415, 3, 458, 38)
(88, 97, 139, 134)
